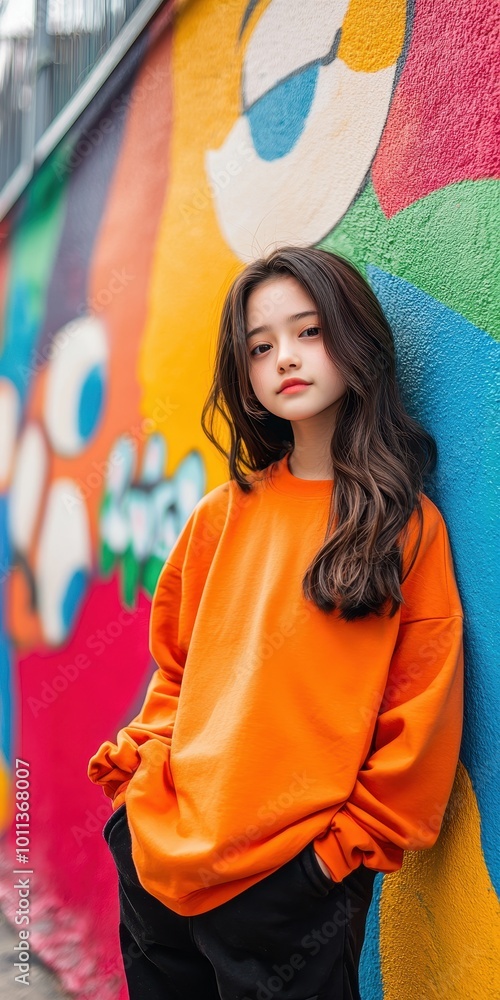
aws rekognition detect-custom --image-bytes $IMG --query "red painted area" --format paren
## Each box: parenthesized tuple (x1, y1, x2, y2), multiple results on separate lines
(1, 574, 151, 998)
(372, 0, 500, 215)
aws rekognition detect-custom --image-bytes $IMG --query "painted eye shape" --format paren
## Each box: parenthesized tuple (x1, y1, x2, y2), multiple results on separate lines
(241, 4, 345, 161)
(43, 315, 108, 456)
(8, 422, 48, 558)
(35, 478, 91, 644)
(246, 64, 319, 161)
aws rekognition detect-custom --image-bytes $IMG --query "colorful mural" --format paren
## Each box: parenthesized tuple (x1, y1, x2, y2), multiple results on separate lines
(0, 0, 498, 997)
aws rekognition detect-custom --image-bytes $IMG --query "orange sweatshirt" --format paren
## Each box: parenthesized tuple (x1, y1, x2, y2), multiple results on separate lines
(88, 453, 464, 916)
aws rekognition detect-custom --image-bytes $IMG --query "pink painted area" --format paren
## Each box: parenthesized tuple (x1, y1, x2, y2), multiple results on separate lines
(372, 0, 500, 216)
(0, 574, 152, 999)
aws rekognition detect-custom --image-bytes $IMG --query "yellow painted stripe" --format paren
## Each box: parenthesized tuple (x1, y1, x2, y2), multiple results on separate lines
(379, 760, 500, 998)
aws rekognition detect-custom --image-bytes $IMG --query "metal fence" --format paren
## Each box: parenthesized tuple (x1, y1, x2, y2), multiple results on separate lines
(0, 0, 165, 219)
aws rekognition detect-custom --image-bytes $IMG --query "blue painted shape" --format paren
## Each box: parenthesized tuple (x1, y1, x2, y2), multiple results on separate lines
(77, 363, 105, 441)
(367, 265, 500, 898)
(246, 64, 319, 160)
(359, 872, 384, 1000)
(61, 568, 88, 635)
(0, 496, 13, 763)
(0, 280, 41, 400)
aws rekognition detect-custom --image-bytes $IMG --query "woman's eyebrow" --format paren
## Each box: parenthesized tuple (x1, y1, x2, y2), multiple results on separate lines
(245, 311, 319, 340)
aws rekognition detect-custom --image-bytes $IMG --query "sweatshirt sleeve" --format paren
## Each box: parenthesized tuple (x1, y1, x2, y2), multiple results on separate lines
(86, 496, 207, 810)
(314, 501, 465, 881)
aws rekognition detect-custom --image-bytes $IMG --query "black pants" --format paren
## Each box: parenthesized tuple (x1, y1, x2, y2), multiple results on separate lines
(103, 802, 377, 1000)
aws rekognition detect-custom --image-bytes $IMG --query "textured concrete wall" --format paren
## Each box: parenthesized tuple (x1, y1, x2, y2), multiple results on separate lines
(0, 1, 498, 997)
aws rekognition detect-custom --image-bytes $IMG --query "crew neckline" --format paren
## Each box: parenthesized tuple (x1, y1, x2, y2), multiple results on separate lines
(266, 453, 334, 498)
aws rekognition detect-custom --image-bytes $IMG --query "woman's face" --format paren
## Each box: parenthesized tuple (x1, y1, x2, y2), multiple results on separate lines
(245, 275, 347, 422)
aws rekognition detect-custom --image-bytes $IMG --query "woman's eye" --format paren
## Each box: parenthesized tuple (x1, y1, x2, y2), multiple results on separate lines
(249, 327, 321, 357)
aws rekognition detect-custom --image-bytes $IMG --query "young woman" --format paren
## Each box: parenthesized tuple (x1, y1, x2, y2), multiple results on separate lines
(88, 246, 464, 1000)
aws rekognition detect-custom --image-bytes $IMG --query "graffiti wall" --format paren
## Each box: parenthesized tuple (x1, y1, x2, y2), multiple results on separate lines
(0, 0, 498, 997)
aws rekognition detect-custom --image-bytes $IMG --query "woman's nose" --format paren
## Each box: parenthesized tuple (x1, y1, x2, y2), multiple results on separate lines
(276, 343, 300, 371)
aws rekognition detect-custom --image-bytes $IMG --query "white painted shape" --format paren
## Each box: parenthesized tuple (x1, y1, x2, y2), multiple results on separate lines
(127, 490, 154, 561)
(101, 503, 130, 552)
(206, 61, 395, 261)
(43, 315, 108, 456)
(35, 478, 91, 644)
(106, 435, 136, 496)
(8, 423, 48, 552)
(140, 434, 165, 484)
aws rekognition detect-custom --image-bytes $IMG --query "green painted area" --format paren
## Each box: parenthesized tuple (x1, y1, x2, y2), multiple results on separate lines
(2, 149, 68, 384)
(318, 179, 500, 341)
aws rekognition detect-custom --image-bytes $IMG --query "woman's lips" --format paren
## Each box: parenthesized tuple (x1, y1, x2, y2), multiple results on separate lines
(279, 383, 311, 394)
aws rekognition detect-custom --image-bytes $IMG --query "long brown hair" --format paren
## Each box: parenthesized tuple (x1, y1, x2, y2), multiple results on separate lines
(201, 246, 436, 622)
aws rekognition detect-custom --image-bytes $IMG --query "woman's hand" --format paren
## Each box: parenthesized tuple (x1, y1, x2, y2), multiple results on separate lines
(314, 850, 334, 882)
